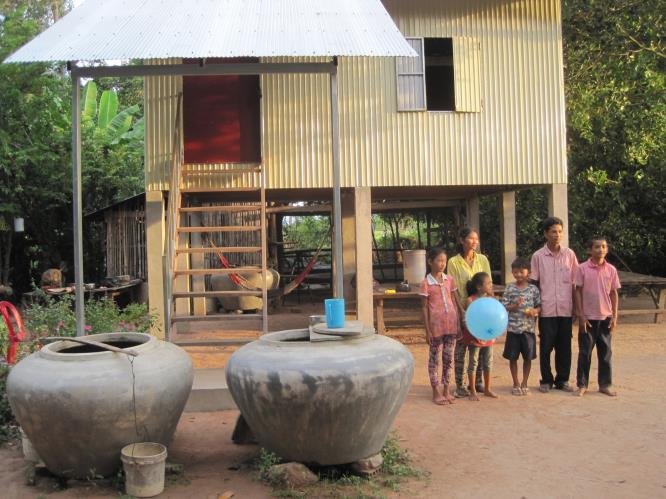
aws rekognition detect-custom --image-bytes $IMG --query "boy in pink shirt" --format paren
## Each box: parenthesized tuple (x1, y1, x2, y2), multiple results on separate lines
(573, 237, 620, 397)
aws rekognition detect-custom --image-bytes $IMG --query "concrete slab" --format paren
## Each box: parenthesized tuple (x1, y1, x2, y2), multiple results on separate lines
(185, 368, 237, 412)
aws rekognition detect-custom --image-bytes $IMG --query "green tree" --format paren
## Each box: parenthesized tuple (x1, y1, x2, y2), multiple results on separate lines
(0, 2, 72, 288)
(480, 2, 665, 276)
(564, 0, 666, 274)
(80, 81, 144, 212)
(0, 1, 145, 291)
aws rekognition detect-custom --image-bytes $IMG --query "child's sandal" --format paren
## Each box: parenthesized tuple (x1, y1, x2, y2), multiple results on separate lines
(521, 387, 530, 396)
(511, 386, 522, 396)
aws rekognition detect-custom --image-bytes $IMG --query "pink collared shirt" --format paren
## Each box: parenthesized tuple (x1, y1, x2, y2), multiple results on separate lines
(530, 245, 579, 318)
(575, 259, 621, 320)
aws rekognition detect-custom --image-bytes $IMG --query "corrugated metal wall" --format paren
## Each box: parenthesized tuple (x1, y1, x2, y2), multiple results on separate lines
(145, 0, 567, 191)
(145, 58, 182, 191)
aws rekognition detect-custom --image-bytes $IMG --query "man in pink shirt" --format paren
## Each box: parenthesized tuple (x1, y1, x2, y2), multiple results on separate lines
(573, 237, 620, 397)
(530, 217, 579, 392)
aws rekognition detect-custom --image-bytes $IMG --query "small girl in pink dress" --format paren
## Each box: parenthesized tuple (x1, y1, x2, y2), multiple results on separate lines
(419, 247, 466, 405)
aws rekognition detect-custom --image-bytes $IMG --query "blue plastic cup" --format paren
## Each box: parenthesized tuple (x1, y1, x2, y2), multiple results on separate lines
(324, 298, 345, 328)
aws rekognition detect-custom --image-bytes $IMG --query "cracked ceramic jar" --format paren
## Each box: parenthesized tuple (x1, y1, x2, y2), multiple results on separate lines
(226, 329, 414, 465)
(7, 332, 193, 478)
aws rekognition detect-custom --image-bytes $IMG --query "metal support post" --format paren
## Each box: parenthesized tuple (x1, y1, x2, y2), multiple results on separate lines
(330, 59, 344, 299)
(71, 69, 85, 336)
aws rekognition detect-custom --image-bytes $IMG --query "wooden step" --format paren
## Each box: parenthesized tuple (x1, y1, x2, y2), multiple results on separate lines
(171, 313, 263, 323)
(181, 187, 261, 193)
(177, 226, 261, 233)
(618, 309, 664, 316)
(179, 205, 262, 213)
(182, 167, 262, 175)
(176, 247, 262, 254)
(173, 290, 262, 298)
(175, 267, 263, 276)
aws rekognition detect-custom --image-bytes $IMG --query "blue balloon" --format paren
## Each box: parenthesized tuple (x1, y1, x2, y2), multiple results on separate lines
(465, 297, 508, 341)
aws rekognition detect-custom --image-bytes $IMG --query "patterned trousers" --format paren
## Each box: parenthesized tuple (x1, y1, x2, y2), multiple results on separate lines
(454, 341, 483, 388)
(428, 335, 456, 387)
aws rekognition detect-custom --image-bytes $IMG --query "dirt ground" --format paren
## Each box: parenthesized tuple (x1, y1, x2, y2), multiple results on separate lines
(1, 322, 665, 498)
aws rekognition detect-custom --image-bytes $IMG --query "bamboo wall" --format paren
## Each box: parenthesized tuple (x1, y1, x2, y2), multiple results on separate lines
(104, 199, 146, 280)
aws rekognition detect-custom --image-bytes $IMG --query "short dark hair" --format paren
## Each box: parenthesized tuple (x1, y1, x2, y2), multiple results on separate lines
(427, 246, 447, 261)
(587, 236, 608, 248)
(511, 257, 531, 271)
(466, 271, 490, 297)
(541, 217, 564, 233)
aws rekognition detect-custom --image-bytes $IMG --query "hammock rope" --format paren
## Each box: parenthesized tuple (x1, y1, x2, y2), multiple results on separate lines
(204, 227, 332, 297)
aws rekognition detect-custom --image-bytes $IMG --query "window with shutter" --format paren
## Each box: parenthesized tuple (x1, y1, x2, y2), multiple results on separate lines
(396, 38, 426, 111)
(396, 36, 481, 113)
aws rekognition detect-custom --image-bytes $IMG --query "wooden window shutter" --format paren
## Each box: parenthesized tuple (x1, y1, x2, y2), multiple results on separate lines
(453, 37, 482, 112)
(396, 38, 426, 111)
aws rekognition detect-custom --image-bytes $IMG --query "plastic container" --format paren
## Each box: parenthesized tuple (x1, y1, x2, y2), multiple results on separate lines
(403, 250, 427, 288)
(324, 298, 345, 328)
(121, 442, 167, 497)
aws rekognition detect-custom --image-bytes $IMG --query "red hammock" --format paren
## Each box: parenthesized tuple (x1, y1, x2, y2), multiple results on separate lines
(207, 227, 331, 296)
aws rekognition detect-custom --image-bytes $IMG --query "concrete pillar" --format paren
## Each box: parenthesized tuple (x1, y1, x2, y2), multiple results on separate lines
(189, 211, 206, 315)
(341, 189, 356, 304)
(548, 183, 569, 248)
(354, 187, 374, 327)
(499, 191, 517, 285)
(466, 195, 480, 234)
(145, 190, 165, 338)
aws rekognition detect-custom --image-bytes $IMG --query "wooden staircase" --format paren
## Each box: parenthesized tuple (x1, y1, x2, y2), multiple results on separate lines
(166, 164, 269, 346)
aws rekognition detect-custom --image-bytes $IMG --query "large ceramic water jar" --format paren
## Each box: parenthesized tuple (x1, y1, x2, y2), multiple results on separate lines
(7, 332, 193, 478)
(226, 329, 414, 465)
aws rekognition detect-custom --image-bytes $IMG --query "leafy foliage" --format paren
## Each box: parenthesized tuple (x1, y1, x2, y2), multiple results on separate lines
(480, 2, 666, 275)
(0, 2, 145, 290)
(0, 365, 18, 443)
(20, 294, 157, 340)
(255, 448, 282, 484)
(563, 0, 666, 273)
(0, 3, 72, 286)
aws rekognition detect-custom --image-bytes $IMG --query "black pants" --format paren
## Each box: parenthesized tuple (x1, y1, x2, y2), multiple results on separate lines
(539, 317, 573, 387)
(576, 318, 612, 389)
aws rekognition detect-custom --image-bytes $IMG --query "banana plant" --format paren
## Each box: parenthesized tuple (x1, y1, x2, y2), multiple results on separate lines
(81, 81, 142, 144)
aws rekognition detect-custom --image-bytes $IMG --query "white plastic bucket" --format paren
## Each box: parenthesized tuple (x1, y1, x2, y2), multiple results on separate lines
(403, 250, 427, 287)
(121, 442, 167, 497)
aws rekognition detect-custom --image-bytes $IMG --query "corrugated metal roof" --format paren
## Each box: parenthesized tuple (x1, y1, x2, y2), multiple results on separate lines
(4, 0, 417, 63)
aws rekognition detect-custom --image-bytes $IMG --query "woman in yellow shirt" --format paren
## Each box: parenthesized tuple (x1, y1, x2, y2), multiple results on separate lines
(447, 228, 492, 397)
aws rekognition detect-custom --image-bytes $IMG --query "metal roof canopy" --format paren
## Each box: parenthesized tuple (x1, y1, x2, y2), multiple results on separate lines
(4, 0, 416, 336)
(3, 0, 416, 62)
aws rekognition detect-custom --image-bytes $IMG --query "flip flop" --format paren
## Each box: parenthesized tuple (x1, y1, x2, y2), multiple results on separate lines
(512, 386, 522, 396)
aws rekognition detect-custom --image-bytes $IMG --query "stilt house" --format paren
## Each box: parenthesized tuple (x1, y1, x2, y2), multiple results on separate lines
(6, 0, 569, 343)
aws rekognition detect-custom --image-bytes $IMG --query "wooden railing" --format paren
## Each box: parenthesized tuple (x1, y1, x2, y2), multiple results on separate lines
(163, 92, 183, 339)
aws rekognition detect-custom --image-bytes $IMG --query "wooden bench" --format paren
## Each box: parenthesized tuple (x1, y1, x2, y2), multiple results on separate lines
(372, 271, 666, 333)
(617, 271, 666, 323)
(373, 284, 505, 334)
